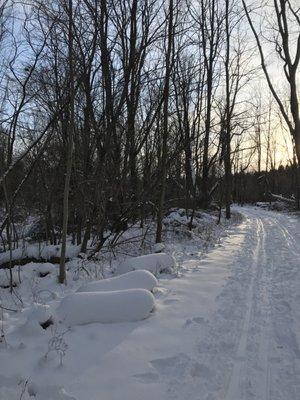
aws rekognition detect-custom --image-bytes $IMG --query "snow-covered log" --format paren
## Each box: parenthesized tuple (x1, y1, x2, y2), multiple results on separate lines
(77, 270, 158, 293)
(0, 244, 80, 268)
(269, 192, 296, 204)
(117, 253, 175, 275)
(57, 289, 155, 325)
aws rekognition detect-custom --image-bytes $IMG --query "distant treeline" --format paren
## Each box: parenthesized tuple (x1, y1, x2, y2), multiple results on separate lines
(232, 164, 299, 206)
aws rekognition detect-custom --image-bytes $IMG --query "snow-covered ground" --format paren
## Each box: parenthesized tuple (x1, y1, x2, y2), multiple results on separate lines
(1, 206, 300, 399)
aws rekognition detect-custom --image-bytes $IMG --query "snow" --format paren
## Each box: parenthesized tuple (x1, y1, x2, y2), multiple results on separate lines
(0, 376, 77, 400)
(57, 289, 155, 325)
(0, 244, 80, 266)
(269, 192, 295, 204)
(153, 243, 165, 253)
(27, 383, 77, 400)
(163, 208, 215, 227)
(117, 253, 176, 275)
(78, 270, 158, 293)
(35, 263, 55, 276)
(1, 207, 300, 400)
(25, 304, 52, 325)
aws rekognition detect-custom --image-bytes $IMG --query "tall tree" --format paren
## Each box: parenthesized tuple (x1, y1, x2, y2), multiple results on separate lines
(242, 0, 300, 164)
(156, 0, 176, 243)
(59, 0, 75, 283)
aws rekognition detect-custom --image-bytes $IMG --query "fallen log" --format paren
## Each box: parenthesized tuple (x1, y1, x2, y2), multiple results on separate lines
(268, 192, 296, 205)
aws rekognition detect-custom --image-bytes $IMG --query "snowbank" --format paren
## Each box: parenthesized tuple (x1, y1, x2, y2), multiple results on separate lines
(0, 244, 80, 266)
(117, 253, 175, 275)
(57, 289, 155, 325)
(78, 270, 157, 293)
(153, 243, 165, 253)
(35, 262, 55, 276)
(26, 304, 52, 324)
(20, 304, 53, 336)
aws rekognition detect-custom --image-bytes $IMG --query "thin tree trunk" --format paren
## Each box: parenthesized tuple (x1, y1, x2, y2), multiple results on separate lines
(156, 0, 174, 243)
(59, 0, 75, 284)
(224, 0, 232, 219)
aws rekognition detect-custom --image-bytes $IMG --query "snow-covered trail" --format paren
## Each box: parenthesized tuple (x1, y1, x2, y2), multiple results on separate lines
(221, 207, 300, 400)
(2, 206, 300, 400)
(133, 206, 300, 400)
(67, 207, 300, 399)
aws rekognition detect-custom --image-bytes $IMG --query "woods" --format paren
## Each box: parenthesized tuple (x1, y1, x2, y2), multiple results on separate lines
(1, 3, 300, 399)
(0, 0, 299, 283)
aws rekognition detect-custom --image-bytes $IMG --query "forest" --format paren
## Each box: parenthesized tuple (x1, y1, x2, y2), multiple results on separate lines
(0, 1, 299, 399)
(0, 0, 298, 280)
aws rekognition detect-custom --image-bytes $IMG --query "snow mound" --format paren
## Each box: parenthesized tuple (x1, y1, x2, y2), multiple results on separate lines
(117, 253, 175, 275)
(57, 289, 155, 325)
(153, 243, 165, 253)
(35, 262, 55, 276)
(20, 304, 53, 335)
(78, 270, 158, 293)
(0, 244, 80, 266)
(26, 304, 52, 324)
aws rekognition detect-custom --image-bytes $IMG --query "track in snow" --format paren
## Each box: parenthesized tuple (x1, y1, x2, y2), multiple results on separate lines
(164, 206, 300, 400)
(225, 218, 269, 400)
(215, 208, 300, 400)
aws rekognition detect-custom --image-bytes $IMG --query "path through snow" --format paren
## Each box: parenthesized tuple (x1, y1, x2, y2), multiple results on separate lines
(1, 206, 300, 400)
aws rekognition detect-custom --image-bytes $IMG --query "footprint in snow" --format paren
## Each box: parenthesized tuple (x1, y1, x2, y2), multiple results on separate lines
(27, 383, 77, 400)
(163, 298, 179, 305)
(190, 362, 212, 378)
(150, 353, 191, 377)
(275, 300, 291, 312)
(133, 372, 159, 383)
(184, 316, 206, 328)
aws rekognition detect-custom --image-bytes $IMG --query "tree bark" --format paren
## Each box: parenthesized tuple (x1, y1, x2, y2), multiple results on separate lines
(156, 0, 175, 243)
(59, 0, 75, 284)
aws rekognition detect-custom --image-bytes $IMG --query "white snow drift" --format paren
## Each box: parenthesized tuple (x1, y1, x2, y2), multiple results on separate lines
(57, 289, 155, 325)
(20, 304, 53, 336)
(117, 252, 175, 275)
(78, 270, 158, 293)
(0, 244, 80, 265)
(35, 262, 54, 276)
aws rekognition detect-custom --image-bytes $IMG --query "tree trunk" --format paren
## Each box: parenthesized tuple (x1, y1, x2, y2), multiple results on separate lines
(59, 0, 75, 284)
(156, 0, 174, 243)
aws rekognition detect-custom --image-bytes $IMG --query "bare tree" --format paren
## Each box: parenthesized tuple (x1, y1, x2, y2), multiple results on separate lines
(242, 0, 300, 165)
(155, 0, 177, 243)
(59, 0, 75, 284)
